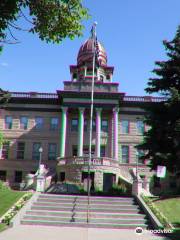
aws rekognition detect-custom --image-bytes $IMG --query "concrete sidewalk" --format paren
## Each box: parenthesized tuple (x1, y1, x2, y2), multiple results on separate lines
(0, 225, 170, 240)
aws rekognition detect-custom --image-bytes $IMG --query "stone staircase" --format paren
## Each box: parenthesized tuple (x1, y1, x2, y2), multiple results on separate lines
(21, 193, 150, 229)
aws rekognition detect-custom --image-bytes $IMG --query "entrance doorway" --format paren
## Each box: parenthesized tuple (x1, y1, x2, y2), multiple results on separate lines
(103, 173, 116, 192)
(82, 171, 95, 191)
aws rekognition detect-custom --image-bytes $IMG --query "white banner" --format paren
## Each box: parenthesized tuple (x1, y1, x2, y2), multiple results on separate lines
(157, 165, 166, 178)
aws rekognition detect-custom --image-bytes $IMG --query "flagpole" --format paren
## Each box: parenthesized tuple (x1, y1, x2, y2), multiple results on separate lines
(87, 22, 97, 223)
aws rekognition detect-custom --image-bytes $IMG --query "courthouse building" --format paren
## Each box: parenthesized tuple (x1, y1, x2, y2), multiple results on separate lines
(0, 32, 165, 191)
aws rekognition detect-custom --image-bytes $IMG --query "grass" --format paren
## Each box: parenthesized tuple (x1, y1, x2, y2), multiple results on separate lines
(0, 186, 26, 232)
(0, 188, 25, 217)
(152, 197, 180, 227)
(0, 223, 7, 232)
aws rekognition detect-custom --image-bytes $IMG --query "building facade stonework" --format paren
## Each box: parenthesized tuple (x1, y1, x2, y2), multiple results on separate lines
(0, 34, 166, 191)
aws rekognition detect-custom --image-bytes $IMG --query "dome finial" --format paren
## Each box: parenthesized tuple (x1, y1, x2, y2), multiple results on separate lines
(90, 22, 98, 40)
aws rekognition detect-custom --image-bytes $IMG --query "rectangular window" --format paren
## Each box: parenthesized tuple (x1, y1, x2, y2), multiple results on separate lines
(60, 172, 65, 182)
(2, 142, 10, 159)
(84, 119, 88, 132)
(121, 120, 129, 134)
(83, 146, 95, 157)
(14, 171, 22, 183)
(20, 116, 28, 130)
(101, 119, 108, 132)
(136, 149, 144, 164)
(32, 142, 41, 160)
(17, 142, 25, 160)
(71, 118, 78, 132)
(100, 146, 106, 157)
(0, 171, 6, 181)
(50, 117, 59, 130)
(92, 119, 96, 132)
(48, 143, 57, 160)
(72, 146, 77, 156)
(5, 116, 12, 129)
(35, 117, 43, 129)
(121, 145, 129, 163)
(81, 172, 94, 183)
(137, 120, 145, 134)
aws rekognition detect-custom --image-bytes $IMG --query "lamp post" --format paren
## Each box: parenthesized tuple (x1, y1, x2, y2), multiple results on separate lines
(136, 153, 138, 180)
(38, 147, 43, 175)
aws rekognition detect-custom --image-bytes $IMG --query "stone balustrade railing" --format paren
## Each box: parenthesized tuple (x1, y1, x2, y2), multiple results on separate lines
(58, 156, 119, 167)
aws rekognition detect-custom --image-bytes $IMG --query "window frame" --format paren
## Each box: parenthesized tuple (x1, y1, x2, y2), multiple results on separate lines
(101, 119, 108, 132)
(50, 117, 59, 130)
(14, 171, 23, 183)
(136, 149, 144, 164)
(35, 117, 44, 130)
(20, 116, 28, 130)
(136, 120, 145, 134)
(0, 170, 7, 181)
(2, 142, 10, 159)
(48, 143, 57, 161)
(121, 145, 129, 163)
(5, 116, 13, 129)
(32, 142, 41, 160)
(71, 118, 78, 132)
(17, 142, 25, 160)
(121, 120, 129, 134)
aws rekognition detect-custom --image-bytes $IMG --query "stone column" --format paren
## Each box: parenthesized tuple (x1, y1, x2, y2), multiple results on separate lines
(78, 107, 85, 157)
(95, 108, 102, 158)
(84, 66, 87, 76)
(0, 145, 2, 159)
(60, 107, 68, 158)
(113, 107, 119, 160)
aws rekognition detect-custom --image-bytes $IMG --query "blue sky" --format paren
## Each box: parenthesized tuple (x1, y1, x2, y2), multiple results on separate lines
(0, 0, 180, 96)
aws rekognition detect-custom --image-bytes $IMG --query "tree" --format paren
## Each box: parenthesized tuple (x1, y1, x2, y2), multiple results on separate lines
(0, 0, 89, 51)
(139, 25, 180, 173)
(0, 89, 11, 147)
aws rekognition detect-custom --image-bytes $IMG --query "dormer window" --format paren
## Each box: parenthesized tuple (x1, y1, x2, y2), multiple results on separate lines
(72, 73, 77, 81)
(106, 74, 110, 80)
(100, 75, 104, 82)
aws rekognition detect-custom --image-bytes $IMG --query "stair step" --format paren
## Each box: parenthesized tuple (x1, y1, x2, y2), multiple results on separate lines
(20, 194, 150, 230)
(21, 219, 148, 229)
(37, 198, 135, 205)
(33, 201, 137, 208)
(26, 210, 146, 219)
(23, 215, 147, 224)
(31, 205, 140, 213)
(41, 194, 134, 201)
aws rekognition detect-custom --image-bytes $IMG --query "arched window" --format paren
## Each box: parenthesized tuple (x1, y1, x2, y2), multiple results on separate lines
(100, 75, 104, 82)
(73, 73, 77, 80)
(106, 74, 110, 80)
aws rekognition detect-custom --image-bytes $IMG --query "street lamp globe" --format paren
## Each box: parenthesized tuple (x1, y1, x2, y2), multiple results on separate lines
(39, 147, 43, 153)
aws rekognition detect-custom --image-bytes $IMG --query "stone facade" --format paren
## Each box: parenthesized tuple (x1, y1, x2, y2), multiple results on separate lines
(0, 32, 168, 192)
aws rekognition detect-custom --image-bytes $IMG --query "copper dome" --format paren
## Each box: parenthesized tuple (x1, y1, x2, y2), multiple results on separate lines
(77, 38, 107, 66)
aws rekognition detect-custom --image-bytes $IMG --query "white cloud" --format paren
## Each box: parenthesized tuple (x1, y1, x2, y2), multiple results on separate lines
(0, 62, 9, 67)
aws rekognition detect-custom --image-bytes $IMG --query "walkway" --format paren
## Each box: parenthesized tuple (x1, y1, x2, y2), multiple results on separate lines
(0, 225, 170, 240)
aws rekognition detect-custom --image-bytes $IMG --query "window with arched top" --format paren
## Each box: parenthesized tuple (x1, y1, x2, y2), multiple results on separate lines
(73, 73, 77, 80)
(100, 75, 104, 82)
(106, 74, 110, 80)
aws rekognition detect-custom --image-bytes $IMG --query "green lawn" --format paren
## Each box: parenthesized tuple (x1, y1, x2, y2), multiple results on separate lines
(0, 187, 25, 232)
(0, 223, 7, 232)
(153, 197, 180, 227)
(0, 188, 25, 217)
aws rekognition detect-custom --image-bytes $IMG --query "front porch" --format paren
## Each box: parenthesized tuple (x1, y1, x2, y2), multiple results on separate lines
(56, 156, 150, 194)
